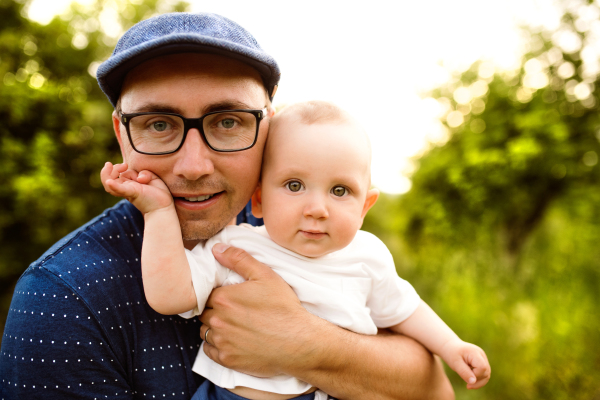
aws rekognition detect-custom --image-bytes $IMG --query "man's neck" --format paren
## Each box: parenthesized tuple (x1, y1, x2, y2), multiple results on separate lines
(183, 240, 200, 250)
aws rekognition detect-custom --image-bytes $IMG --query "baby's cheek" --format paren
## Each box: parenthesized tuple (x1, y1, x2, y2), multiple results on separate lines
(333, 217, 362, 248)
(264, 217, 295, 249)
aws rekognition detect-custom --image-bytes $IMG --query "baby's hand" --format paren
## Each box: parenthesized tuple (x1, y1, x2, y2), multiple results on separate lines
(439, 338, 490, 389)
(100, 162, 173, 214)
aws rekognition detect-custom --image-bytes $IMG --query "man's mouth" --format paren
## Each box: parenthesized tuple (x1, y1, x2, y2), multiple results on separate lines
(173, 191, 225, 211)
(182, 193, 217, 202)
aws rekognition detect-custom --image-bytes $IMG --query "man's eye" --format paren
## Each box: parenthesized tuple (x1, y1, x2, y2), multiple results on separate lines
(219, 118, 236, 129)
(286, 181, 303, 192)
(152, 121, 169, 131)
(332, 186, 347, 197)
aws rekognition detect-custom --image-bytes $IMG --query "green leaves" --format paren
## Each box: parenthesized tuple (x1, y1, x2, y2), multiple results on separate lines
(0, 0, 190, 330)
(363, 2, 600, 398)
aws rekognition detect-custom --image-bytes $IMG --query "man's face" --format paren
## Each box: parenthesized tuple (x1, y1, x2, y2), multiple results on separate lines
(113, 53, 270, 245)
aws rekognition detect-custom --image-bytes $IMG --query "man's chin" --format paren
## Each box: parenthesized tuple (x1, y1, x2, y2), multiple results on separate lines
(179, 218, 230, 242)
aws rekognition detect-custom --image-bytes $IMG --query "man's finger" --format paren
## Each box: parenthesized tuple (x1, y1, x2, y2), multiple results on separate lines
(198, 307, 214, 327)
(212, 245, 275, 282)
(199, 323, 210, 343)
(203, 339, 219, 360)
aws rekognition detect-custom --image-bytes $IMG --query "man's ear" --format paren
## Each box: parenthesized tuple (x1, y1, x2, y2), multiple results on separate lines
(361, 188, 380, 219)
(112, 110, 128, 162)
(251, 184, 263, 218)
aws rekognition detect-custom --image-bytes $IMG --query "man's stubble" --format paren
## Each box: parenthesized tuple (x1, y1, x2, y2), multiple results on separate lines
(170, 176, 240, 241)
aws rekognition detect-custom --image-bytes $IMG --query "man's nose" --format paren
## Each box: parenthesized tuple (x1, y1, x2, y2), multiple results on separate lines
(172, 128, 215, 180)
(303, 195, 329, 220)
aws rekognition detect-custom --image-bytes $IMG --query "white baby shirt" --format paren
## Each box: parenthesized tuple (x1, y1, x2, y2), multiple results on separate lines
(181, 224, 420, 395)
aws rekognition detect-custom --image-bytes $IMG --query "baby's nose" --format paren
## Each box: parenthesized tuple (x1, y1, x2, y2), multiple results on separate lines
(303, 201, 329, 219)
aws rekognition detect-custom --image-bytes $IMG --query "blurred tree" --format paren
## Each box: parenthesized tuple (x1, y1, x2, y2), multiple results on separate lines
(0, 0, 189, 336)
(398, 0, 600, 258)
(363, 1, 600, 398)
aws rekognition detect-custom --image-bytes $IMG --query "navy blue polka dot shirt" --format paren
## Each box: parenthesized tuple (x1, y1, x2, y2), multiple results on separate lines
(0, 200, 261, 399)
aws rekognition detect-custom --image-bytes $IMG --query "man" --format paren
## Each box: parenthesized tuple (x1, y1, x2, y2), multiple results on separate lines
(0, 13, 453, 400)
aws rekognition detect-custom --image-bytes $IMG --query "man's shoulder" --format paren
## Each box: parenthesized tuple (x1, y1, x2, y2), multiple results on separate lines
(32, 200, 144, 273)
(16, 200, 146, 320)
(2, 201, 203, 398)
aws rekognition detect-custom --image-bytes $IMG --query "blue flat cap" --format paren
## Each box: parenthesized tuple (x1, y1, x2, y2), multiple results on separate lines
(96, 12, 280, 107)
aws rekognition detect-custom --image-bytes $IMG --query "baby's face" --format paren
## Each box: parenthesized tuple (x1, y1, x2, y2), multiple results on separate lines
(252, 119, 378, 257)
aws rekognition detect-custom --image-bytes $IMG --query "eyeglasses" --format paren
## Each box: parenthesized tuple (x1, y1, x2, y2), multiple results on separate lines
(119, 108, 267, 155)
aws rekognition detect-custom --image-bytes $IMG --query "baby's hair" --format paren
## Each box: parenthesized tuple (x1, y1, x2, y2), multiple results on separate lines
(270, 100, 353, 131)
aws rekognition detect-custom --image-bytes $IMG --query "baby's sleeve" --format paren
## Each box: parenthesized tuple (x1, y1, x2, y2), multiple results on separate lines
(362, 234, 421, 328)
(178, 242, 224, 319)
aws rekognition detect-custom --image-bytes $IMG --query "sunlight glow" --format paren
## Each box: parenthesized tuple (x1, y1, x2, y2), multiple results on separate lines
(26, 0, 565, 194)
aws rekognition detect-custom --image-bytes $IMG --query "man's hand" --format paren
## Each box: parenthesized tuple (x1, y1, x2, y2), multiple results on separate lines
(199, 244, 454, 400)
(199, 243, 310, 377)
(101, 162, 173, 214)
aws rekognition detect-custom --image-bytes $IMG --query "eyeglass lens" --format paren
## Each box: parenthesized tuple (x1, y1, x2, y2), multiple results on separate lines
(128, 111, 258, 153)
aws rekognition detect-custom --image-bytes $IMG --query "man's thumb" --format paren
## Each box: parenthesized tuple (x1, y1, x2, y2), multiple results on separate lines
(212, 244, 269, 281)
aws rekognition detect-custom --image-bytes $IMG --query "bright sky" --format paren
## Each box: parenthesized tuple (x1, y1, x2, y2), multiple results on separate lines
(27, 0, 562, 194)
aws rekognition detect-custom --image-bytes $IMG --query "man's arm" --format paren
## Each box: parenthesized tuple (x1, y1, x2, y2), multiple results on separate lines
(199, 244, 454, 400)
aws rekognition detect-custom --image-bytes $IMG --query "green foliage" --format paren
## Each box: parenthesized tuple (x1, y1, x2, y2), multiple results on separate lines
(0, 0, 189, 335)
(364, 1, 600, 398)
(401, 31, 600, 255)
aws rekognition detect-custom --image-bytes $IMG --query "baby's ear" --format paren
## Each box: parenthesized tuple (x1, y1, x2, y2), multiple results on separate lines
(251, 184, 263, 218)
(361, 188, 380, 219)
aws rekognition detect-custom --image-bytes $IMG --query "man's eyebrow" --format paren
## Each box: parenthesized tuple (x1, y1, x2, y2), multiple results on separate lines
(124, 101, 261, 115)
(204, 101, 262, 113)
(124, 103, 182, 114)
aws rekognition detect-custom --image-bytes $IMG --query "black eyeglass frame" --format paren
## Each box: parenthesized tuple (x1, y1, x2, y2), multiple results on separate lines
(119, 108, 267, 155)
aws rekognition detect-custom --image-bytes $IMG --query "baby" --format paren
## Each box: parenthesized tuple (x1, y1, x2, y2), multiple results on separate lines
(101, 101, 490, 400)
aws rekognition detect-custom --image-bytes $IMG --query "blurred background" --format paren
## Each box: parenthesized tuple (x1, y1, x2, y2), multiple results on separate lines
(1, 0, 599, 398)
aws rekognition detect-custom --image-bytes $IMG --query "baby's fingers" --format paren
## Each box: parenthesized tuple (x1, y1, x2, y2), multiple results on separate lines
(136, 170, 156, 184)
(467, 355, 491, 389)
(101, 162, 128, 184)
(119, 169, 139, 182)
(104, 178, 140, 199)
(453, 359, 478, 388)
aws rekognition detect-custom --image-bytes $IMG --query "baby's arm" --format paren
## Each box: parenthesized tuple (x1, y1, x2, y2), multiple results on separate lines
(101, 162, 196, 315)
(389, 300, 491, 389)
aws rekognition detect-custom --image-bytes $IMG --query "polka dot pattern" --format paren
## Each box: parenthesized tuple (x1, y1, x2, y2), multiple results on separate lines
(0, 201, 205, 399)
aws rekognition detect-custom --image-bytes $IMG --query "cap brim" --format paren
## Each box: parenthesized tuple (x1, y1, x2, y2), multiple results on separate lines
(97, 34, 280, 107)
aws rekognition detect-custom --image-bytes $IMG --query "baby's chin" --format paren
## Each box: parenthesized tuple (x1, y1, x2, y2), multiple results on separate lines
(277, 239, 345, 259)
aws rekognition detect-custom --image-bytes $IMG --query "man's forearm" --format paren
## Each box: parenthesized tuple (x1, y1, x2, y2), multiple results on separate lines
(205, 247, 454, 400)
(283, 318, 454, 400)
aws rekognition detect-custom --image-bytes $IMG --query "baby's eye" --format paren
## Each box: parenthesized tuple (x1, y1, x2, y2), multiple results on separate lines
(331, 186, 347, 197)
(286, 181, 304, 192)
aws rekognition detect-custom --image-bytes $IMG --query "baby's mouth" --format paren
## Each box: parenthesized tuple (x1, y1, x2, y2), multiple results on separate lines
(300, 230, 327, 239)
